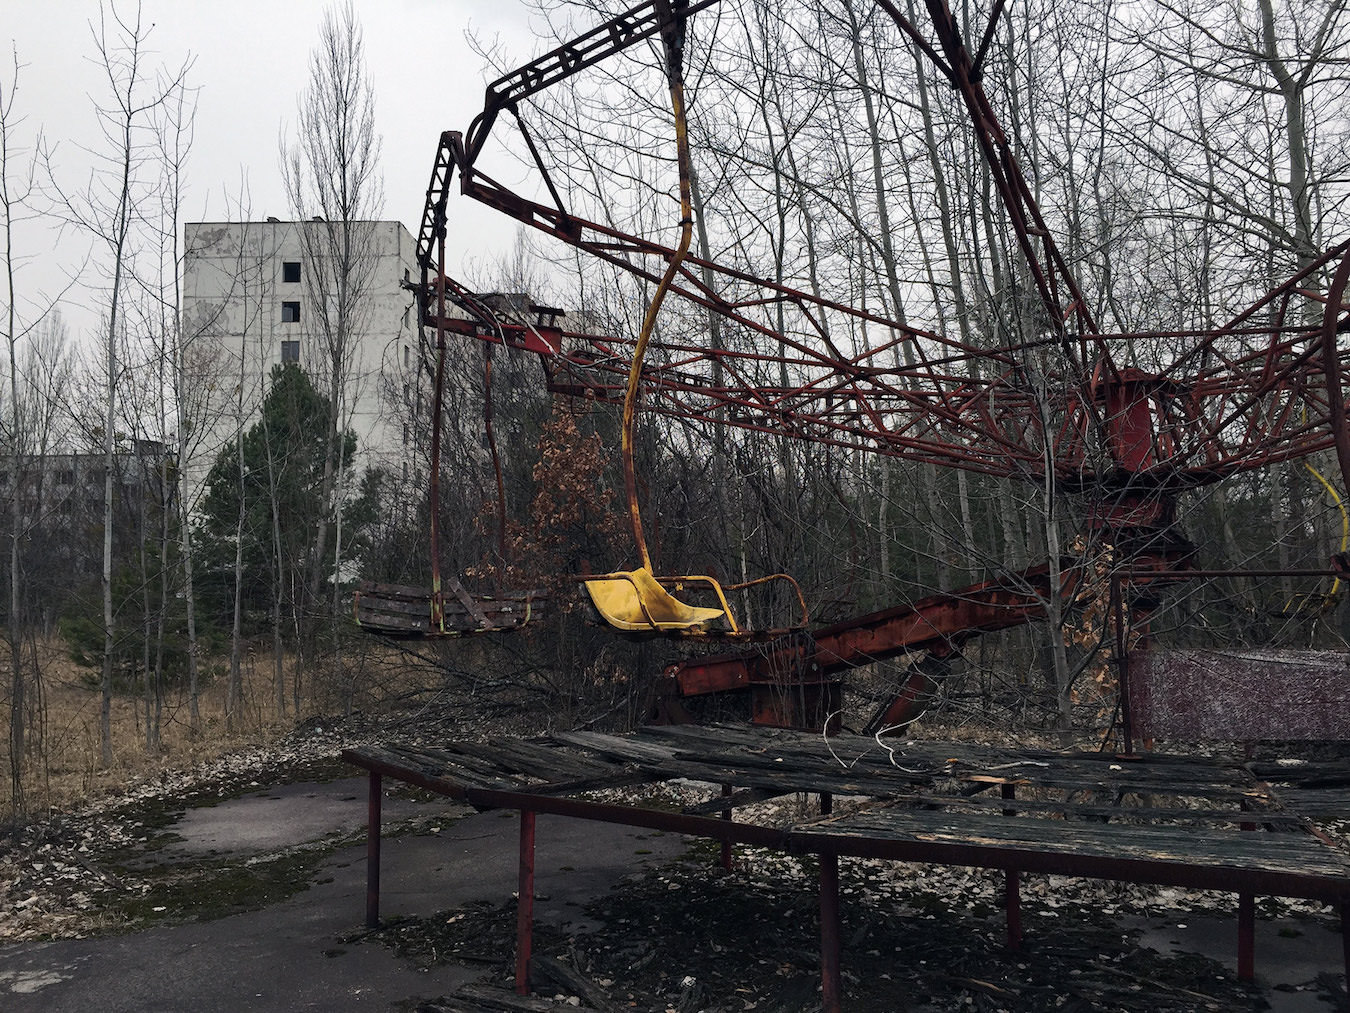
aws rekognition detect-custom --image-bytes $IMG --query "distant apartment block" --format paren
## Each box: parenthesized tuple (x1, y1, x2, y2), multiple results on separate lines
(181, 219, 420, 507)
(0, 441, 171, 580)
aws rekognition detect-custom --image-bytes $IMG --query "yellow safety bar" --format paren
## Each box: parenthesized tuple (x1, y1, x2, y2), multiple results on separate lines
(1306, 460, 1349, 601)
(1282, 460, 1350, 614)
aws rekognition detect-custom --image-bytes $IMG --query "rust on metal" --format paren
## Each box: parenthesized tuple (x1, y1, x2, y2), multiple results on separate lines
(1130, 649, 1350, 741)
(665, 552, 1189, 730)
(1002, 783, 1022, 950)
(516, 810, 536, 994)
(414, 0, 1350, 533)
(819, 851, 842, 1013)
(400, 0, 1350, 734)
(365, 772, 382, 928)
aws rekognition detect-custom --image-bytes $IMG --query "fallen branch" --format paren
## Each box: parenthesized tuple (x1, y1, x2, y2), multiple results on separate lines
(532, 954, 622, 1012)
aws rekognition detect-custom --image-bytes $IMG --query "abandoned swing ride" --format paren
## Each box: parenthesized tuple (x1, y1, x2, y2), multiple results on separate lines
(354, 0, 1350, 743)
(342, 1, 1350, 1008)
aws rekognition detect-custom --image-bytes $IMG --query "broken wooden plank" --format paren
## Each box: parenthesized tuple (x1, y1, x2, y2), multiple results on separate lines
(531, 955, 622, 1013)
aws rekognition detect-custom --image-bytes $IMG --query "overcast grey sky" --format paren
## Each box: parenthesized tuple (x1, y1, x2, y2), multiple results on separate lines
(4, 0, 545, 342)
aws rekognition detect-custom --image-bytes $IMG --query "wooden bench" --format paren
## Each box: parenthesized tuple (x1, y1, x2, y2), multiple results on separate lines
(344, 725, 1350, 1012)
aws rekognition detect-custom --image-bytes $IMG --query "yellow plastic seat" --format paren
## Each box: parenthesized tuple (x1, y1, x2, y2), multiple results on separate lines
(584, 566, 725, 632)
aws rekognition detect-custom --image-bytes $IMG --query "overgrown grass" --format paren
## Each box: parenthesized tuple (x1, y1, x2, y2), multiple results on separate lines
(0, 635, 445, 822)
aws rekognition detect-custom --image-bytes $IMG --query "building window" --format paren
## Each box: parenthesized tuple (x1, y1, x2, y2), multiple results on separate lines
(282, 261, 301, 283)
(402, 422, 409, 447)
(281, 301, 301, 323)
(281, 339, 300, 363)
(57, 469, 75, 486)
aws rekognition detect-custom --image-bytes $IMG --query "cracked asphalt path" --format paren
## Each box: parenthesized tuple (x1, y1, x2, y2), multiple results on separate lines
(0, 778, 686, 1012)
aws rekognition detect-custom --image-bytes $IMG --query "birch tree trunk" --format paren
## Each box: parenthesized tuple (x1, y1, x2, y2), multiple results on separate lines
(281, 0, 383, 682)
(47, 7, 191, 766)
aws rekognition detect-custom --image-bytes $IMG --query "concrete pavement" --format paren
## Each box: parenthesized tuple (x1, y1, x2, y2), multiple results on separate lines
(0, 778, 687, 1012)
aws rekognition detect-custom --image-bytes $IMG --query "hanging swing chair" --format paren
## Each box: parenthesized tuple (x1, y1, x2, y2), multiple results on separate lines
(584, 566, 806, 636)
(1277, 460, 1350, 618)
(354, 247, 546, 637)
(354, 575, 540, 637)
(583, 8, 807, 639)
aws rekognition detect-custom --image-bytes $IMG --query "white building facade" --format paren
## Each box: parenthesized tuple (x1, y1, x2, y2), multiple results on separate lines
(181, 219, 421, 509)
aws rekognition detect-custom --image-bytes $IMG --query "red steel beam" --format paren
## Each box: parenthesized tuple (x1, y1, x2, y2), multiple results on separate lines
(365, 772, 382, 928)
(433, 179, 1350, 488)
(669, 552, 1189, 731)
(462, 0, 720, 167)
(425, 0, 1350, 495)
(516, 810, 536, 994)
(671, 560, 1083, 699)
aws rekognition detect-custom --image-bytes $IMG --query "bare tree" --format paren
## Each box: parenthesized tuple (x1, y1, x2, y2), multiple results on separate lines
(280, 0, 383, 672)
(1, 48, 82, 811)
(1114, 0, 1350, 284)
(229, 220, 273, 726)
(116, 66, 199, 748)
(46, 3, 191, 765)
(1, 45, 31, 814)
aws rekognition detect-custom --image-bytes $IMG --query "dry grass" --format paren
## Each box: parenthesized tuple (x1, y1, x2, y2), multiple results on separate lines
(2, 637, 434, 822)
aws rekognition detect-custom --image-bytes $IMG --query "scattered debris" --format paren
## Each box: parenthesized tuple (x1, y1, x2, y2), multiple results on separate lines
(368, 835, 1326, 1012)
(3, 706, 1346, 1011)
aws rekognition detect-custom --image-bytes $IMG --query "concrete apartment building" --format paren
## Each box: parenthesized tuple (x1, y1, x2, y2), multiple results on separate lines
(0, 441, 170, 531)
(0, 442, 171, 620)
(181, 219, 421, 508)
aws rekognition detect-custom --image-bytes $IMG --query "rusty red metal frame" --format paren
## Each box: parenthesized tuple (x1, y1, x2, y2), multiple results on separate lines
(417, 0, 1350, 505)
(667, 547, 1191, 731)
(381, 7, 1350, 1004)
(403, 12, 1350, 657)
(439, 172, 1350, 490)
(405, 0, 1350, 725)
(879, 0, 1100, 348)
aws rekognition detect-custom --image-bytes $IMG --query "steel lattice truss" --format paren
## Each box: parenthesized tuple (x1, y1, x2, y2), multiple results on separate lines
(432, 177, 1350, 491)
(386, 0, 1350, 735)
(417, 0, 1350, 502)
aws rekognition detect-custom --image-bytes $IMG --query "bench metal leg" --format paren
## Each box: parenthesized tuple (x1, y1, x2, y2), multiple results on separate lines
(1341, 902, 1349, 994)
(1238, 892, 1255, 981)
(516, 810, 537, 995)
(1005, 870, 1022, 950)
(1237, 816, 1256, 981)
(1001, 786, 1021, 949)
(365, 773, 382, 928)
(820, 851, 842, 1013)
(721, 783, 733, 871)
